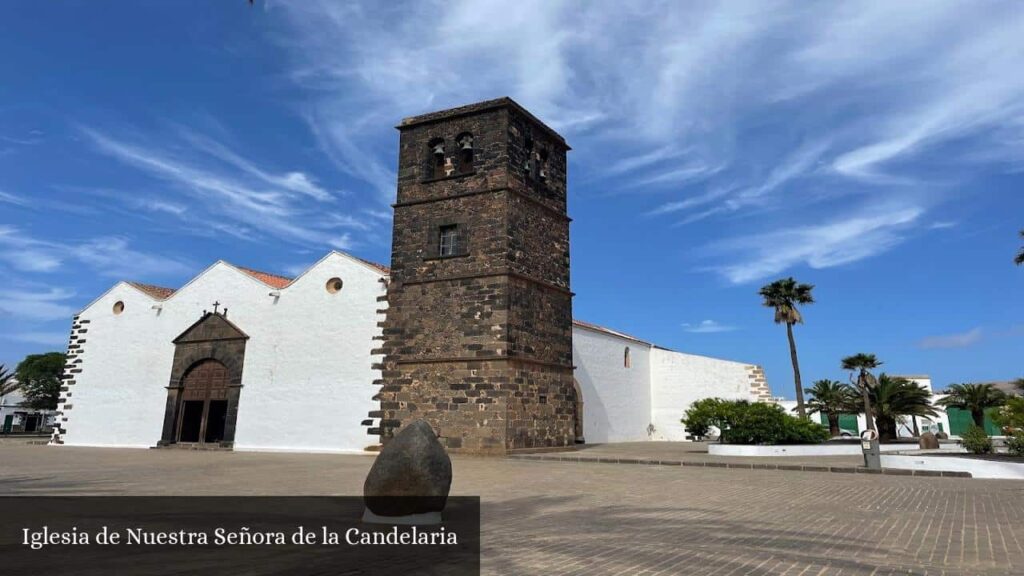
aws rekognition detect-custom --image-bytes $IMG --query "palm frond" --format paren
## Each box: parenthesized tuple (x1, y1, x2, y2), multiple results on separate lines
(0, 364, 18, 397)
(841, 353, 882, 372)
(759, 277, 814, 324)
(870, 374, 939, 420)
(936, 383, 1007, 411)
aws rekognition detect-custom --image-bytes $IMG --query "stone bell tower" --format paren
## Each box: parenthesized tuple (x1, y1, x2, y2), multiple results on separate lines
(372, 98, 574, 455)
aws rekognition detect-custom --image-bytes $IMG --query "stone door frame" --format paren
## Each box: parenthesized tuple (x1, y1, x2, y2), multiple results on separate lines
(572, 378, 585, 444)
(158, 312, 247, 448)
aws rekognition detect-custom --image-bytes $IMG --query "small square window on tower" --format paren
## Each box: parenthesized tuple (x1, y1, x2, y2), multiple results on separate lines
(439, 224, 459, 257)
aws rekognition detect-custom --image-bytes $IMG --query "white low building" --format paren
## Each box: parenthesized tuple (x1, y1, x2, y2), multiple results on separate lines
(51, 250, 771, 452)
(778, 375, 953, 438)
(1, 380, 57, 435)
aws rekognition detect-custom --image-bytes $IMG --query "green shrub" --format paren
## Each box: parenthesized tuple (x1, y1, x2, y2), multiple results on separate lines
(960, 424, 993, 455)
(723, 402, 786, 444)
(993, 397, 1024, 434)
(681, 398, 744, 440)
(782, 417, 833, 444)
(1006, 431, 1024, 458)
(681, 398, 829, 445)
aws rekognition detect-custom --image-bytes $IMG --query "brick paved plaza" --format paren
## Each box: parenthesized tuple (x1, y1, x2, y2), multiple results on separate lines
(1, 443, 1021, 575)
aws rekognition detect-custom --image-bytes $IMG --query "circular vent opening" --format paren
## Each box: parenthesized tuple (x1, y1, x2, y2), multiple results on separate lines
(326, 277, 343, 294)
(113, 301, 125, 315)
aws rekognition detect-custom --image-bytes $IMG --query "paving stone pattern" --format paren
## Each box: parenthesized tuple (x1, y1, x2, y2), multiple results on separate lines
(0, 445, 1020, 575)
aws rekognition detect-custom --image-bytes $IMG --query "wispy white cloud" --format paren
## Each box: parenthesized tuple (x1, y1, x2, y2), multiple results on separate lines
(81, 127, 374, 249)
(0, 226, 191, 278)
(682, 320, 737, 334)
(136, 199, 187, 216)
(174, 127, 337, 201)
(604, 146, 689, 177)
(830, 8, 1024, 180)
(263, 0, 1024, 281)
(0, 190, 31, 207)
(918, 328, 983, 350)
(707, 203, 924, 284)
(0, 131, 44, 146)
(0, 287, 78, 321)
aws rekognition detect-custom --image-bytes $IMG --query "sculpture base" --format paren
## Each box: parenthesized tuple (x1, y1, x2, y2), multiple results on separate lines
(362, 508, 442, 526)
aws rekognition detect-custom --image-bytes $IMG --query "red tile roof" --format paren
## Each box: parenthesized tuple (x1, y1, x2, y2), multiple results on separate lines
(127, 282, 176, 300)
(235, 266, 294, 289)
(124, 253, 390, 300)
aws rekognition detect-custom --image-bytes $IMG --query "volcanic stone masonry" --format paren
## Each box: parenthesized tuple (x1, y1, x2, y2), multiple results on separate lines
(370, 98, 576, 455)
(50, 315, 88, 445)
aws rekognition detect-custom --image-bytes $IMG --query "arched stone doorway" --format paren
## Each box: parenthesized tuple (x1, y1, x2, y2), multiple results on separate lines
(176, 359, 230, 444)
(571, 379, 585, 444)
(158, 311, 247, 448)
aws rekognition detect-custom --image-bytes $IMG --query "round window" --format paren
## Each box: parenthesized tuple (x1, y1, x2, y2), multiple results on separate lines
(113, 301, 125, 315)
(326, 277, 343, 294)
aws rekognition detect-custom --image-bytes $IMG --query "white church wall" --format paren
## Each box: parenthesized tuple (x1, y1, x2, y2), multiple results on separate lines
(60, 252, 384, 453)
(61, 281, 178, 448)
(232, 254, 384, 453)
(571, 325, 651, 443)
(649, 348, 760, 442)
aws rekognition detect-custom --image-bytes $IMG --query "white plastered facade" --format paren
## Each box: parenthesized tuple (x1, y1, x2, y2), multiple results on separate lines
(572, 324, 768, 443)
(56, 252, 386, 453)
(54, 251, 767, 452)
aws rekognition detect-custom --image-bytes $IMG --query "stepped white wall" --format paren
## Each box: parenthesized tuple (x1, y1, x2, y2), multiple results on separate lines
(57, 252, 385, 453)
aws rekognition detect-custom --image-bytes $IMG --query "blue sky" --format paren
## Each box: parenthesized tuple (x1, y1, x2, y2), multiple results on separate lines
(1, 1, 1022, 397)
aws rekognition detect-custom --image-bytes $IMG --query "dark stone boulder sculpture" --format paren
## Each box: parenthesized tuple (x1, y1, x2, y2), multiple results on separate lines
(363, 419, 452, 523)
(919, 431, 940, 450)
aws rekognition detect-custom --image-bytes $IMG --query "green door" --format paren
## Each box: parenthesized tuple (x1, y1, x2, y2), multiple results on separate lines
(2, 414, 12, 433)
(819, 413, 860, 434)
(946, 407, 1002, 436)
(838, 414, 860, 434)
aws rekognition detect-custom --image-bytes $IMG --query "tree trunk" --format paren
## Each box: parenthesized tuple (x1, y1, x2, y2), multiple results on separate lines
(971, 408, 985, 428)
(827, 413, 840, 437)
(861, 383, 876, 433)
(912, 417, 920, 437)
(786, 322, 806, 418)
(877, 416, 896, 442)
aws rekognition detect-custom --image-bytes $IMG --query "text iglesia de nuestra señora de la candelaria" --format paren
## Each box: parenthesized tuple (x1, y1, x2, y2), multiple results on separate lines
(50, 98, 772, 455)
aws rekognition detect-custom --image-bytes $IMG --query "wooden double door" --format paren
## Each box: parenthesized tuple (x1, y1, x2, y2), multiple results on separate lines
(175, 359, 230, 445)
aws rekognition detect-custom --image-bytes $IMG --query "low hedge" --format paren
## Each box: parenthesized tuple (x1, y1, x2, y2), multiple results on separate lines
(682, 398, 831, 445)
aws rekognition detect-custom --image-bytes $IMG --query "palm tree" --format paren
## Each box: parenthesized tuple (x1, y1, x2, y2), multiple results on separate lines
(0, 364, 19, 406)
(804, 379, 858, 437)
(1015, 229, 1024, 265)
(759, 277, 815, 418)
(842, 353, 882, 436)
(869, 374, 938, 441)
(937, 383, 1007, 428)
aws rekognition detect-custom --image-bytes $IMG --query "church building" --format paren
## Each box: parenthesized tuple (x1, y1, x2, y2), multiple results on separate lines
(50, 98, 771, 455)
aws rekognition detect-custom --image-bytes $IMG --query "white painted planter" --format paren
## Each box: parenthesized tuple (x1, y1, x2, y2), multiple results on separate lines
(880, 453, 1024, 480)
(708, 443, 960, 457)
